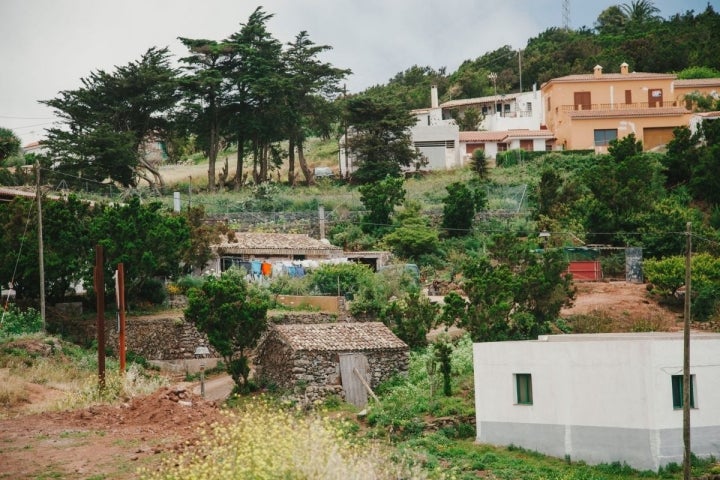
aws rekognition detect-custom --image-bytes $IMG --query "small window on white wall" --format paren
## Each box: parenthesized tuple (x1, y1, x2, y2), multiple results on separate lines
(672, 374, 696, 409)
(514, 373, 533, 405)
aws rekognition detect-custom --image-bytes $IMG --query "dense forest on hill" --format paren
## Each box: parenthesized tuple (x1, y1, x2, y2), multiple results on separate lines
(376, 3, 720, 109)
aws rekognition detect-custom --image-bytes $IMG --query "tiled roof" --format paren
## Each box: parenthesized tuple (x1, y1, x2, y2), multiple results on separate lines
(216, 233, 342, 256)
(568, 107, 689, 119)
(459, 129, 555, 143)
(695, 111, 720, 119)
(505, 129, 555, 139)
(459, 131, 508, 142)
(675, 78, 720, 88)
(544, 72, 674, 86)
(273, 322, 408, 351)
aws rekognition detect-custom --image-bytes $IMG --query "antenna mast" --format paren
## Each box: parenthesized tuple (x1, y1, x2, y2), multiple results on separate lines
(562, 0, 570, 30)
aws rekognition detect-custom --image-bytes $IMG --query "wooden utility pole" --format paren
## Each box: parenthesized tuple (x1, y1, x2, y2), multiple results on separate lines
(35, 161, 46, 330)
(683, 222, 692, 480)
(95, 245, 106, 390)
(117, 263, 126, 375)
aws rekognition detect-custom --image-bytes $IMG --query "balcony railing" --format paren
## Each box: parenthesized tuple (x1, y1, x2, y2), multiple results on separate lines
(560, 101, 679, 112)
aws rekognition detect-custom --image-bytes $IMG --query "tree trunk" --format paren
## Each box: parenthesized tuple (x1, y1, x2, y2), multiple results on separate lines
(259, 142, 268, 183)
(287, 137, 296, 186)
(297, 137, 314, 186)
(138, 158, 165, 192)
(234, 135, 245, 191)
(207, 124, 218, 192)
(252, 138, 260, 184)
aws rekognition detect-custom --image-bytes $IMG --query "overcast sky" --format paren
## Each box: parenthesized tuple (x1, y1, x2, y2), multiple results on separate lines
(1, 0, 716, 145)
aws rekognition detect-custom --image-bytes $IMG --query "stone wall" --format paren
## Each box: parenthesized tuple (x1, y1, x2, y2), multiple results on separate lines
(48, 313, 214, 361)
(269, 311, 338, 325)
(104, 317, 215, 360)
(270, 296, 352, 323)
(256, 330, 409, 404)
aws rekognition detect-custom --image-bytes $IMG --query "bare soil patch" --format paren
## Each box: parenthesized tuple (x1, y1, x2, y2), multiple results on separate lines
(560, 280, 683, 332)
(0, 385, 226, 479)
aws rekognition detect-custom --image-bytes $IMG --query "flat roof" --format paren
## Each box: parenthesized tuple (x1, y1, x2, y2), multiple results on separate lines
(537, 332, 720, 342)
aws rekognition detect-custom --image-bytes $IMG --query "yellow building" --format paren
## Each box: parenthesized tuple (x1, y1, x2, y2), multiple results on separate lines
(542, 63, 692, 152)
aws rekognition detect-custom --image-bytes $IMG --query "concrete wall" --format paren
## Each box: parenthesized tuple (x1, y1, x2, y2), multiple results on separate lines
(473, 332, 720, 471)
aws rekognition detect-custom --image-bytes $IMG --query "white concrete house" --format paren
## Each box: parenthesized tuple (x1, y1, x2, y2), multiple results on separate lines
(473, 332, 720, 471)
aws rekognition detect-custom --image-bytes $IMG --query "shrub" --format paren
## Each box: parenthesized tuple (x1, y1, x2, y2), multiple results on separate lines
(0, 306, 43, 337)
(140, 397, 428, 479)
(138, 278, 166, 305)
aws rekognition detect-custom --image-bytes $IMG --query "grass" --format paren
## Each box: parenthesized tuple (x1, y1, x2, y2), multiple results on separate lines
(0, 334, 168, 417)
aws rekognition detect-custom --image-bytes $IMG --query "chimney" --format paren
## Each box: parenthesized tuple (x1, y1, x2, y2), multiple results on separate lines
(620, 62, 629, 75)
(593, 65, 603, 78)
(431, 85, 439, 108)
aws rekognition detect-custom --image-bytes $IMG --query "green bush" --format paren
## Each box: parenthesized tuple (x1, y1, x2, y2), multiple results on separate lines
(138, 278, 167, 305)
(0, 305, 43, 337)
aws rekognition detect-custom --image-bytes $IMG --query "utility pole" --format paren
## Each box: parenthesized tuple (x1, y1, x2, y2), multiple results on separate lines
(518, 50, 523, 93)
(683, 222, 692, 480)
(35, 161, 46, 330)
(117, 263, 126, 375)
(95, 245, 106, 390)
(343, 84, 350, 180)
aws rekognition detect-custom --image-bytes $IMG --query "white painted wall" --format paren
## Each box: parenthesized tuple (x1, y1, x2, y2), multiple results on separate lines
(473, 332, 720, 471)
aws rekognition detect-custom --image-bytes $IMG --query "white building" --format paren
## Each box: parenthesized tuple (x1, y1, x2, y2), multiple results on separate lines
(473, 332, 720, 471)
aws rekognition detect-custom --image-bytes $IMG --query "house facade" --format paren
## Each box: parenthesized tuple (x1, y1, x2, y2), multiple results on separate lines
(541, 63, 692, 152)
(209, 232, 344, 278)
(473, 332, 720, 471)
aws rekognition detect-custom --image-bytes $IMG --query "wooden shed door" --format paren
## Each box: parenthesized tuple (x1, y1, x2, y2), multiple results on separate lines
(339, 353, 369, 407)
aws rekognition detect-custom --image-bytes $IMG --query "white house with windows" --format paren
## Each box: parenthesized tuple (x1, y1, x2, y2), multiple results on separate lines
(473, 332, 720, 471)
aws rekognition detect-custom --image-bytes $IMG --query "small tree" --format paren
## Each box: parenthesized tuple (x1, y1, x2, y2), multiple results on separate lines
(442, 182, 478, 237)
(0, 127, 21, 164)
(380, 291, 438, 348)
(358, 176, 405, 234)
(470, 149, 490, 179)
(184, 269, 270, 391)
(433, 338, 453, 397)
(456, 234, 574, 342)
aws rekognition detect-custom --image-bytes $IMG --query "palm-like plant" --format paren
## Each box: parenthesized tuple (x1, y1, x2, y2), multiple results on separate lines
(620, 0, 661, 24)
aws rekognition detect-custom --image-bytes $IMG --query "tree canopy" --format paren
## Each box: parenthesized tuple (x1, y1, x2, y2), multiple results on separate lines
(184, 269, 270, 391)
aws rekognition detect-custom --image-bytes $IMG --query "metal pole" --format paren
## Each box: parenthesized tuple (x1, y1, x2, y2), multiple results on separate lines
(200, 363, 206, 398)
(35, 161, 46, 330)
(683, 222, 692, 480)
(118, 263, 126, 375)
(95, 245, 106, 390)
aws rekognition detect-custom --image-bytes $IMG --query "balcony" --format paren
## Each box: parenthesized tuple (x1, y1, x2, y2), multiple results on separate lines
(560, 101, 679, 112)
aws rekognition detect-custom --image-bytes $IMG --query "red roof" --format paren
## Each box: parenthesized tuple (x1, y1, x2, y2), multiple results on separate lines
(460, 131, 507, 142)
(460, 129, 555, 143)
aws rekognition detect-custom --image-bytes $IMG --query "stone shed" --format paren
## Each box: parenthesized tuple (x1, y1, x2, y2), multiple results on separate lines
(255, 322, 409, 407)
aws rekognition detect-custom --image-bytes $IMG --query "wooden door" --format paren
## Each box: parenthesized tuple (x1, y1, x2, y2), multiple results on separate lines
(574, 91, 591, 110)
(339, 353, 369, 407)
(648, 89, 663, 107)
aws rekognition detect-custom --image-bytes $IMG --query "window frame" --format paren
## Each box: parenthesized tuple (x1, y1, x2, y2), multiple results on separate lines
(594, 129, 618, 147)
(514, 373, 533, 405)
(671, 374, 696, 409)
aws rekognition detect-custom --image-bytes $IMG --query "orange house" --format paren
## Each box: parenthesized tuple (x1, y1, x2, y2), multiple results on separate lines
(674, 78, 720, 108)
(542, 63, 691, 152)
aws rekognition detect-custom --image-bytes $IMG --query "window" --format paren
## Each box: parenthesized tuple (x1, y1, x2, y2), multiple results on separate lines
(625, 89, 632, 104)
(515, 373, 533, 405)
(594, 129, 618, 146)
(672, 375, 696, 409)
(547, 97, 551, 112)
